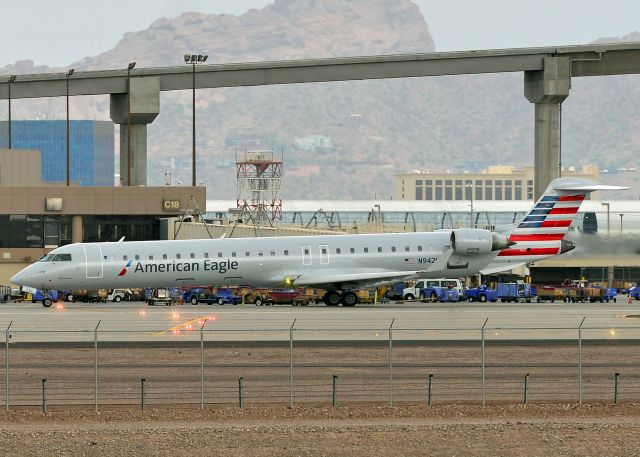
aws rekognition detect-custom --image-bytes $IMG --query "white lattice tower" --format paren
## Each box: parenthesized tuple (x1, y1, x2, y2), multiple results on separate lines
(236, 150, 283, 223)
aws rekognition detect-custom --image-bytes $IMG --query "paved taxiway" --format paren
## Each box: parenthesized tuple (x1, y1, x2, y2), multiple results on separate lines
(0, 300, 639, 342)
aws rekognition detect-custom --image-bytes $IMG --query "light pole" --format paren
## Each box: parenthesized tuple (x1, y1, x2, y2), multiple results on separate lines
(126, 62, 136, 186)
(184, 54, 207, 187)
(601, 202, 610, 235)
(619, 213, 624, 233)
(7, 75, 16, 148)
(466, 183, 474, 228)
(65, 69, 74, 186)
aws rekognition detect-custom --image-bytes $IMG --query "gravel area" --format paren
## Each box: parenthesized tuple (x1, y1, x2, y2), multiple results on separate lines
(1, 404, 640, 456)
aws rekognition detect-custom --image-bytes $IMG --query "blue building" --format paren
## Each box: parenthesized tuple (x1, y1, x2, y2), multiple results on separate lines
(0, 120, 114, 186)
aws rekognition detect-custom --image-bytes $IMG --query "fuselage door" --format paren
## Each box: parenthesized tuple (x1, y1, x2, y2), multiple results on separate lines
(302, 245, 312, 266)
(319, 244, 329, 264)
(84, 244, 104, 279)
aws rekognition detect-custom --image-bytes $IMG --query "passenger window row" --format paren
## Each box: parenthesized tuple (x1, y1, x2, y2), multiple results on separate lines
(116, 245, 427, 261)
(120, 250, 289, 261)
(334, 246, 425, 254)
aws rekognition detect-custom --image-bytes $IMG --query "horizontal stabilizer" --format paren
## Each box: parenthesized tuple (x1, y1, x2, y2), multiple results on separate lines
(553, 183, 629, 192)
(480, 262, 525, 275)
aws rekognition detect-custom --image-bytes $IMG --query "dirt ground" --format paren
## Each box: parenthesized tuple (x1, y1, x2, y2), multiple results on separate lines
(1, 404, 640, 456)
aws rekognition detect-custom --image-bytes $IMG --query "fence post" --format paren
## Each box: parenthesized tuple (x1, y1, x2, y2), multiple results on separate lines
(200, 320, 207, 409)
(141, 378, 146, 411)
(389, 318, 395, 406)
(481, 318, 488, 406)
(578, 317, 585, 404)
(332, 375, 337, 407)
(614, 372, 620, 404)
(428, 374, 433, 406)
(289, 318, 296, 408)
(42, 379, 47, 413)
(5, 321, 12, 411)
(94, 320, 100, 412)
(523, 373, 529, 405)
(238, 376, 244, 408)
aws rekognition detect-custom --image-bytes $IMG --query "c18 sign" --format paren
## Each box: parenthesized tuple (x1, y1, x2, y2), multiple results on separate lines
(163, 199, 181, 211)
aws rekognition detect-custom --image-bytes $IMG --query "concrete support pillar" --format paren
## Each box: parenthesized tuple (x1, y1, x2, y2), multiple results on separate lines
(110, 77, 160, 186)
(118, 124, 148, 187)
(608, 265, 615, 288)
(524, 57, 571, 199)
(71, 215, 83, 243)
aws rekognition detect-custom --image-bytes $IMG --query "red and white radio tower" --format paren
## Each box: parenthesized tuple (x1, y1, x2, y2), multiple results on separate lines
(235, 150, 283, 224)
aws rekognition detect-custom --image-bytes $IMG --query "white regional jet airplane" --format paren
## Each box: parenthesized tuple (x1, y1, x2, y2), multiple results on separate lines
(10, 178, 623, 306)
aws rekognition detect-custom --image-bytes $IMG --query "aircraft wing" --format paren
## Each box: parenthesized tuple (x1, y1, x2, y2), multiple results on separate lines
(289, 248, 456, 289)
(293, 270, 423, 289)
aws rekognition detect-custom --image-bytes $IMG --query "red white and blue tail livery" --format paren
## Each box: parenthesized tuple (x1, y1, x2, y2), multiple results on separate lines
(481, 177, 626, 274)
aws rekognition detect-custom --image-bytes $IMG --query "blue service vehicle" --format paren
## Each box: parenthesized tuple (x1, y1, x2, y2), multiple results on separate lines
(464, 285, 498, 303)
(419, 286, 460, 302)
(28, 288, 71, 307)
(31, 289, 59, 305)
(628, 287, 640, 301)
(603, 287, 617, 302)
(145, 287, 181, 306)
(497, 282, 534, 303)
(183, 287, 241, 305)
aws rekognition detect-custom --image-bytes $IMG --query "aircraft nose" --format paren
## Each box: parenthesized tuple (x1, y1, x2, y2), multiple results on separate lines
(10, 268, 30, 286)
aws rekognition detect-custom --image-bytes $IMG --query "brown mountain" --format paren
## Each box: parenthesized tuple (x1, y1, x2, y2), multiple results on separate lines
(1, 1, 638, 199)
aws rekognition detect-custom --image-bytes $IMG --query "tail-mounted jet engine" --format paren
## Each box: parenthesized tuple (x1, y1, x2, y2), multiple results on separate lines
(450, 229, 513, 255)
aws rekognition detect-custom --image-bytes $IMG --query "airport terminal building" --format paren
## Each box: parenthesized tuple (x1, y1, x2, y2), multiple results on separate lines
(0, 145, 205, 282)
(395, 165, 600, 201)
(0, 120, 114, 186)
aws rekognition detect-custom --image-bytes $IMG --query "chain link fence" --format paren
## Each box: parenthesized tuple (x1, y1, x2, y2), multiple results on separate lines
(2, 319, 640, 410)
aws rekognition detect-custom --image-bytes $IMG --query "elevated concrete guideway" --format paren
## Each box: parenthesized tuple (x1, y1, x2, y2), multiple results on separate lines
(3, 42, 640, 192)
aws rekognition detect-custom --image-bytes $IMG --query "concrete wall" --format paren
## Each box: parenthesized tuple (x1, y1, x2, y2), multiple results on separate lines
(0, 149, 42, 186)
(0, 186, 206, 215)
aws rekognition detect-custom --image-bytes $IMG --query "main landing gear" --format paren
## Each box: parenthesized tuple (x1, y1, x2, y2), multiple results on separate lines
(322, 290, 359, 307)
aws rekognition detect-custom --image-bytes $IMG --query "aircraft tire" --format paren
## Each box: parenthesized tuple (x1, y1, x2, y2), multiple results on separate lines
(323, 291, 341, 306)
(341, 291, 358, 307)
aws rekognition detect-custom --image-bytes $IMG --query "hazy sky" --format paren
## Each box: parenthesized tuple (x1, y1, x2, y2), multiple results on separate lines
(2, 0, 639, 67)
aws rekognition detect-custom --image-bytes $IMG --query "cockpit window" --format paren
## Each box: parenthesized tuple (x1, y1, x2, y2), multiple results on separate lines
(38, 254, 55, 262)
(52, 254, 72, 262)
